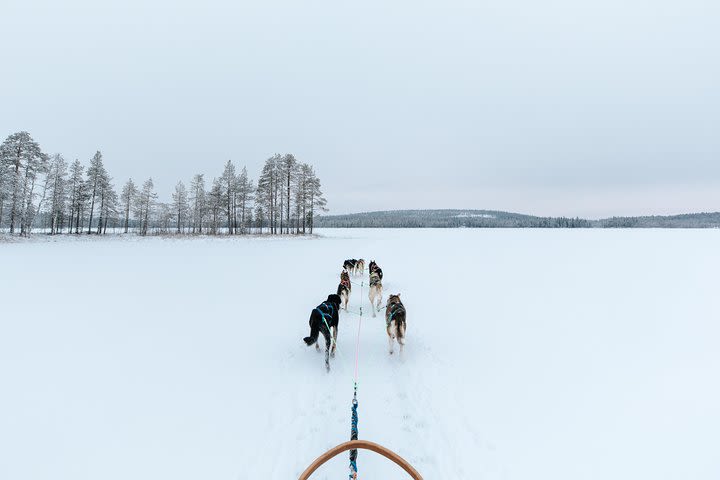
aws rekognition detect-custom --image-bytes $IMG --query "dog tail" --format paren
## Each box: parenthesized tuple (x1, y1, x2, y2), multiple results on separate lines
(396, 311, 406, 344)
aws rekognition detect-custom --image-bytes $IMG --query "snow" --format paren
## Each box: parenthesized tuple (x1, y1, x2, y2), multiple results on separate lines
(1, 228, 719, 480)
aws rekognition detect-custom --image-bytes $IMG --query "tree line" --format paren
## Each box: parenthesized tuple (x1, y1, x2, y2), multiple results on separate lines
(0, 131, 327, 236)
(316, 209, 720, 228)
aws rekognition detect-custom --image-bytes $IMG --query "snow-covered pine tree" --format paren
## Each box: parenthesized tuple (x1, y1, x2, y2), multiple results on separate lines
(85, 151, 108, 234)
(235, 166, 254, 234)
(208, 178, 223, 235)
(95, 174, 115, 234)
(220, 160, 236, 234)
(294, 163, 313, 234)
(280, 154, 298, 234)
(120, 179, 137, 233)
(157, 202, 172, 233)
(47, 154, 69, 234)
(256, 156, 277, 234)
(134, 178, 156, 236)
(0, 132, 48, 235)
(307, 167, 327, 234)
(189, 174, 206, 234)
(67, 159, 86, 234)
(171, 180, 189, 233)
(99, 184, 119, 234)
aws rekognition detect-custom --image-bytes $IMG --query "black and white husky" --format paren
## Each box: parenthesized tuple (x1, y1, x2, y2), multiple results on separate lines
(368, 270, 383, 317)
(343, 259, 357, 274)
(385, 294, 406, 355)
(303, 294, 342, 371)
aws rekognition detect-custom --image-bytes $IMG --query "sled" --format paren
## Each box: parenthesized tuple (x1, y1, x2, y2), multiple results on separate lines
(299, 439, 423, 479)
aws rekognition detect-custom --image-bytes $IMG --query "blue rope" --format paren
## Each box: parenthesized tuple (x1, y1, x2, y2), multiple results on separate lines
(349, 385, 359, 479)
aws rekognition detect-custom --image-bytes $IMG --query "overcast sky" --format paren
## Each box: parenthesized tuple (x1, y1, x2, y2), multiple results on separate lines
(1, 0, 718, 218)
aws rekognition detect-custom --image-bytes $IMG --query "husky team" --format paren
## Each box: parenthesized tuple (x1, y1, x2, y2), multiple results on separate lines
(302, 258, 407, 371)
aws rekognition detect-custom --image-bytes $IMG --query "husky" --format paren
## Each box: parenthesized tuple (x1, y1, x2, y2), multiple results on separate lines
(303, 294, 342, 371)
(338, 269, 352, 310)
(356, 258, 366, 275)
(343, 259, 357, 274)
(385, 294, 406, 355)
(369, 260, 383, 280)
(368, 270, 383, 317)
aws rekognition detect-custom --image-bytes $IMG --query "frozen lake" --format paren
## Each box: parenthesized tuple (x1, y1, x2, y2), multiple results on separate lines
(1, 228, 718, 479)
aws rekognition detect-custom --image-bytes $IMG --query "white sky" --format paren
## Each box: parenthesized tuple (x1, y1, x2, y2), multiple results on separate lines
(1, 0, 718, 218)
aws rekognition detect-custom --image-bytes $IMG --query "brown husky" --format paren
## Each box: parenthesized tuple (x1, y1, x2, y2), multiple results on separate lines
(385, 294, 406, 355)
(338, 269, 351, 310)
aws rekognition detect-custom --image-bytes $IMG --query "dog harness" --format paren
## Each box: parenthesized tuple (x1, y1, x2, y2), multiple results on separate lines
(386, 302, 405, 328)
(315, 302, 335, 331)
(369, 272, 381, 287)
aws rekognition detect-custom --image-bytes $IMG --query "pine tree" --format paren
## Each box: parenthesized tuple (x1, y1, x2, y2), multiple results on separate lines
(236, 166, 254, 234)
(221, 160, 236, 234)
(134, 178, 156, 236)
(85, 151, 108, 234)
(256, 158, 275, 234)
(189, 174, 206, 234)
(95, 175, 115, 234)
(47, 154, 68, 234)
(171, 180, 189, 233)
(121, 179, 137, 233)
(0, 132, 48, 235)
(307, 168, 327, 234)
(208, 178, 223, 235)
(280, 154, 298, 234)
(67, 160, 86, 234)
(295, 163, 313, 234)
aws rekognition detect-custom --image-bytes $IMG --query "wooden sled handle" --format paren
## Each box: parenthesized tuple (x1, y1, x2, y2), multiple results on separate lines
(298, 439, 423, 480)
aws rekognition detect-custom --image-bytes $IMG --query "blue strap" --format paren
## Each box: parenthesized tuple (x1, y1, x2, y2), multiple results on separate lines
(349, 391, 359, 478)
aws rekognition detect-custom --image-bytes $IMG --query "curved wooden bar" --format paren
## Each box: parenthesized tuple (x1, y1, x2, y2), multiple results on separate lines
(298, 439, 423, 480)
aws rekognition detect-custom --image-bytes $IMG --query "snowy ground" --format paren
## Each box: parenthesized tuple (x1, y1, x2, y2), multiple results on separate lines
(1, 228, 719, 480)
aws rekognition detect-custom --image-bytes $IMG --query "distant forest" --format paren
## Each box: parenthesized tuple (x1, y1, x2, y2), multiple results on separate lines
(0, 131, 327, 236)
(316, 209, 720, 228)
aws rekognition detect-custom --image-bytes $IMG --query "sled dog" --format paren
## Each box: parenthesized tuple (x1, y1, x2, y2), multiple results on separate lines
(368, 270, 383, 317)
(303, 294, 342, 371)
(338, 269, 351, 310)
(385, 294, 406, 355)
(343, 259, 357, 274)
(369, 260, 383, 280)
